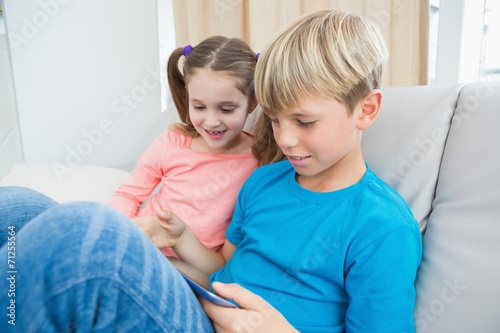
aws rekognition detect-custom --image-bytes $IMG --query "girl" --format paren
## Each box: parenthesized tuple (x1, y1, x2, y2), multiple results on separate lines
(109, 36, 259, 257)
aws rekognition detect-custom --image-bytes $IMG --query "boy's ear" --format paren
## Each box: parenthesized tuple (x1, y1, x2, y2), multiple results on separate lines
(356, 90, 382, 130)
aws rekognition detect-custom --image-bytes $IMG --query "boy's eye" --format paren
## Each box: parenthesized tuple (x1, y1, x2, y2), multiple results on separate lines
(298, 120, 315, 127)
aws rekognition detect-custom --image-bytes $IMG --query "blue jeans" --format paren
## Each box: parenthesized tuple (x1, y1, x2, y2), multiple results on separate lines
(0, 186, 214, 333)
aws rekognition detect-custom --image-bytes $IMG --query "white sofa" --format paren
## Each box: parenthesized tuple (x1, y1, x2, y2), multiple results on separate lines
(1, 82, 500, 332)
(363, 82, 500, 332)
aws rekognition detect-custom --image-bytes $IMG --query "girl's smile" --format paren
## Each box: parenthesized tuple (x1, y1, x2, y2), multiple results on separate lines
(205, 129, 227, 140)
(188, 69, 254, 154)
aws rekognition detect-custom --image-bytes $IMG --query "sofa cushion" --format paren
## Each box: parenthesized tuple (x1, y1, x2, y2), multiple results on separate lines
(0, 163, 130, 203)
(414, 82, 500, 332)
(363, 84, 465, 232)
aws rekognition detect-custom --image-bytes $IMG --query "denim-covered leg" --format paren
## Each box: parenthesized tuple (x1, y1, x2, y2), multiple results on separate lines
(0, 201, 214, 333)
(0, 186, 58, 247)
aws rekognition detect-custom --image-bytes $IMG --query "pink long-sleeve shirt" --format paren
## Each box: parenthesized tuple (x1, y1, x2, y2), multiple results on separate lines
(109, 129, 258, 256)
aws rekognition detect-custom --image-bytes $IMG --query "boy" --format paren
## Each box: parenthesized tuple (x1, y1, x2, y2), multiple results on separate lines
(156, 8, 422, 332)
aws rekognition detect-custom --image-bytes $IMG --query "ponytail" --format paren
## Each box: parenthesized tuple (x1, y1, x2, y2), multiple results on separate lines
(167, 48, 194, 133)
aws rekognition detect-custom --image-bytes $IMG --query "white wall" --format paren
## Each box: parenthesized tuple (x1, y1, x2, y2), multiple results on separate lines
(3, 0, 176, 172)
(157, 0, 177, 113)
(0, 16, 24, 179)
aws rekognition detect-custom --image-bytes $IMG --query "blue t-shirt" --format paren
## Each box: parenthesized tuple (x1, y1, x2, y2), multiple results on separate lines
(211, 161, 422, 332)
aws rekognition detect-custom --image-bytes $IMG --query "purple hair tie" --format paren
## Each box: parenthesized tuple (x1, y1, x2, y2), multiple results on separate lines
(256, 53, 260, 60)
(182, 44, 193, 57)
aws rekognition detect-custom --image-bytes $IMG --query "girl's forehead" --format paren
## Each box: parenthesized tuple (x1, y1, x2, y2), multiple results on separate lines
(188, 69, 241, 89)
(187, 68, 248, 99)
(187, 71, 249, 103)
(189, 68, 235, 82)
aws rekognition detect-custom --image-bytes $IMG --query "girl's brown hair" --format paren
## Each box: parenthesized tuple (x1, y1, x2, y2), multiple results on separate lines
(167, 36, 258, 136)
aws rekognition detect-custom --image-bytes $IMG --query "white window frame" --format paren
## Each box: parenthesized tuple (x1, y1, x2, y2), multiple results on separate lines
(434, 0, 486, 84)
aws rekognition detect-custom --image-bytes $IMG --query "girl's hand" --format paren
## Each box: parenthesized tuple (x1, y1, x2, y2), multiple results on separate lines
(201, 282, 299, 333)
(132, 210, 187, 249)
(130, 215, 155, 238)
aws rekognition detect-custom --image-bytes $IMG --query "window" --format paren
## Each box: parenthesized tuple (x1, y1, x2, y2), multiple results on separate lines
(429, 0, 500, 84)
(0, 3, 5, 35)
(481, 0, 500, 81)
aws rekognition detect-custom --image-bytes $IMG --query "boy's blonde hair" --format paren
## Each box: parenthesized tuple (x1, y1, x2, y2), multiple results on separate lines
(252, 9, 388, 165)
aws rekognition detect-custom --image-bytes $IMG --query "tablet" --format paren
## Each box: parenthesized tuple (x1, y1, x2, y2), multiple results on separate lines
(180, 273, 239, 308)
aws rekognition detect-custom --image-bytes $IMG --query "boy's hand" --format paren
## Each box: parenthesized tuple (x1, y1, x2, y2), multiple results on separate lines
(201, 282, 299, 333)
(132, 210, 187, 249)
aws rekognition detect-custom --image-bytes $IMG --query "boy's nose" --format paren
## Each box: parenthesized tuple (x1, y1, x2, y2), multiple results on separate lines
(275, 126, 299, 149)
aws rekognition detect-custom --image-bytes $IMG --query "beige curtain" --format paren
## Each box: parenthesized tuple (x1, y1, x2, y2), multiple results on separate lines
(173, 0, 429, 86)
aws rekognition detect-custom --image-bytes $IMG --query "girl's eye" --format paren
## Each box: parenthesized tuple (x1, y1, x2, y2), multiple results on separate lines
(193, 105, 205, 110)
(221, 108, 235, 113)
(298, 120, 315, 128)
